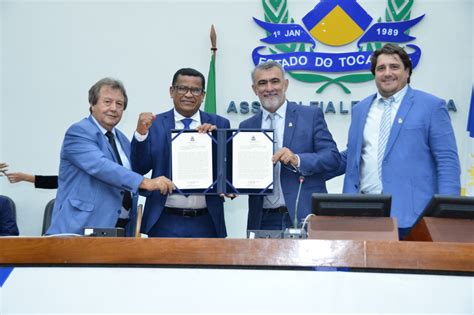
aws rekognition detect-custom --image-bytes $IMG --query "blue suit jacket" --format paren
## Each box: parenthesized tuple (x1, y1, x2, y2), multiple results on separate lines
(0, 197, 19, 236)
(47, 116, 144, 235)
(130, 109, 230, 237)
(239, 102, 341, 229)
(339, 87, 460, 228)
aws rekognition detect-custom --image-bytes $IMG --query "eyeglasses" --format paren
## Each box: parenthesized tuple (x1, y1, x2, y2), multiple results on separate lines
(173, 85, 204, 96)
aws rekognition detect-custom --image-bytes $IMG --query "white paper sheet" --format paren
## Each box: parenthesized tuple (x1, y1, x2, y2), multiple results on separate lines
(171, 131, 213, 190)
(232, 131, 273, 189)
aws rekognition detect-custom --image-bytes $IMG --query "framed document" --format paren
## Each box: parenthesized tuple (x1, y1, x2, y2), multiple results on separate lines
(170, 130, 218, 194)
(224, 129, 274, 195)
(169, 129, 274, 195)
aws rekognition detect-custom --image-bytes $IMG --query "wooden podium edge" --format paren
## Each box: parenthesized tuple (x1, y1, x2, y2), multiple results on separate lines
(0, 238, 472, 273)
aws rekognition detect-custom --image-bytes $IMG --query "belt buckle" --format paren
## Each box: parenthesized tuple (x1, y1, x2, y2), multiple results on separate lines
(278, 207, 288, 214)
(182, 209, 197, 217)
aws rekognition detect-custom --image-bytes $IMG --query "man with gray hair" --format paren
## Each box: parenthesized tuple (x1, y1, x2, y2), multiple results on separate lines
(239, 61, 341, 231)
(47, 78, 174, 236)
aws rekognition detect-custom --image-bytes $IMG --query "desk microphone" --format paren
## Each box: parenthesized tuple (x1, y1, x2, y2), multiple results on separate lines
(283, 176, 307, 239)
(293, 176, 305, 228)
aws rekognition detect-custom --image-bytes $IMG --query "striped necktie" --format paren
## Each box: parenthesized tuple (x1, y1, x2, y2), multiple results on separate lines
(267, 112, 280, 205)
(377, 97, 394, 181)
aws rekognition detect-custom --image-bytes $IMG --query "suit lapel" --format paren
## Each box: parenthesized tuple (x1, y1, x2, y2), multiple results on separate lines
(384, 87, 415, 158)
(254, 111, 263, 128)
(87, 115, 117, 162)
(199, 110, 213, 124)
(283, 102, 297, 147)
(115, 130, 131, 159)
(355, 96, 375, 164)
(161, 109, 175, 150)
(162, 109, 175, 131)
(246, 111, 263, 128)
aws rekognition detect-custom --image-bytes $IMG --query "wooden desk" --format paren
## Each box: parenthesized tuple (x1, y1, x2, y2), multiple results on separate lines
(1, 238, 472, 313)
(307, 216, 398, 241)
(0, 237, 472, 273)
(406, 217, 474, 243)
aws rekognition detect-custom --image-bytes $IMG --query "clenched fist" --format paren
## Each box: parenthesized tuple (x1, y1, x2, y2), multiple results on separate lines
(136, 112, 156, 135)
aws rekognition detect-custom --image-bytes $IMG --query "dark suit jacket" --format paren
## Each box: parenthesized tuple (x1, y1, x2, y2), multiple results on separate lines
(0, 196, 19, 236)
(131, 109, 230, 237)
(239, 102, 341, 229)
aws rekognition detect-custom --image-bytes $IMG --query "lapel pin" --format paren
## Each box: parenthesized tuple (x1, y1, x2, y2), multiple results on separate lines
(398, 118, 403, 124)
(289, 122, 293, 128)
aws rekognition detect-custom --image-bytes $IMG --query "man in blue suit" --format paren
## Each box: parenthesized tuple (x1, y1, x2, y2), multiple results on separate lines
(239, 61, 341, 231)
(333, 44, 460, 239)
(47, 78, 174, 236)
(131, 68, 230, 237)
(0, 196, 19, 236)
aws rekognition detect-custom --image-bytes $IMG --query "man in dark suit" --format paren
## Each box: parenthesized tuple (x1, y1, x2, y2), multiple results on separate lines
(131, 68, 230, 237)
(239, 61, 341, 231)
(331, 44, 460, 239)
(47, 78, 174, 236)
(0, 196, 19, 236)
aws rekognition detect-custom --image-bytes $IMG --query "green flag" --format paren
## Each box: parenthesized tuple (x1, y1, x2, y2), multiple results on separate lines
(204, 53, 216, 114)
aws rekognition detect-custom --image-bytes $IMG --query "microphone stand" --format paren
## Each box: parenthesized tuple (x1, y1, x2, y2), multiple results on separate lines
(294, 176, 304, 228)
(283, 176, 307, 239)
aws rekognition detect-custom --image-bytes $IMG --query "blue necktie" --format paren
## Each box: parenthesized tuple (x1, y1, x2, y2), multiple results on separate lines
(180, 118, 193, 198)
(181, 118, 193, 130)
(377, 97, 394, 181)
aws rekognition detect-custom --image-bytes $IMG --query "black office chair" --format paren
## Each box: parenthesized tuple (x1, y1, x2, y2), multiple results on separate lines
(42, 198, 55, 235)
(0, 195, 16, 220)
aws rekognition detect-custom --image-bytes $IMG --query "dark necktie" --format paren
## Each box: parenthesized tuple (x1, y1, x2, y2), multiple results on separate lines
(181, 118, 193, 130)
(105, 131, 132, 210)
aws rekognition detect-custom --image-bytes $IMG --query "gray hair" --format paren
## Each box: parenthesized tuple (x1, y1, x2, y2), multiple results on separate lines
(251, 61, 286, 83)
(88, 77, 128, 110)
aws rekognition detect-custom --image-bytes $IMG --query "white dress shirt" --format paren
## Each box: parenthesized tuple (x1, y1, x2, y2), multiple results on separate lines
(359, 85, 408, 193)
(134, 110, 207, 209)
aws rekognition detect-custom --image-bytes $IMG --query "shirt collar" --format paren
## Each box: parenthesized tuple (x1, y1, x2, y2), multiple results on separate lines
(262, 100, 287, 121)
(377, 84, 408, 103)
(173, 109, 201, 124)
(90, 115, 116, 137)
